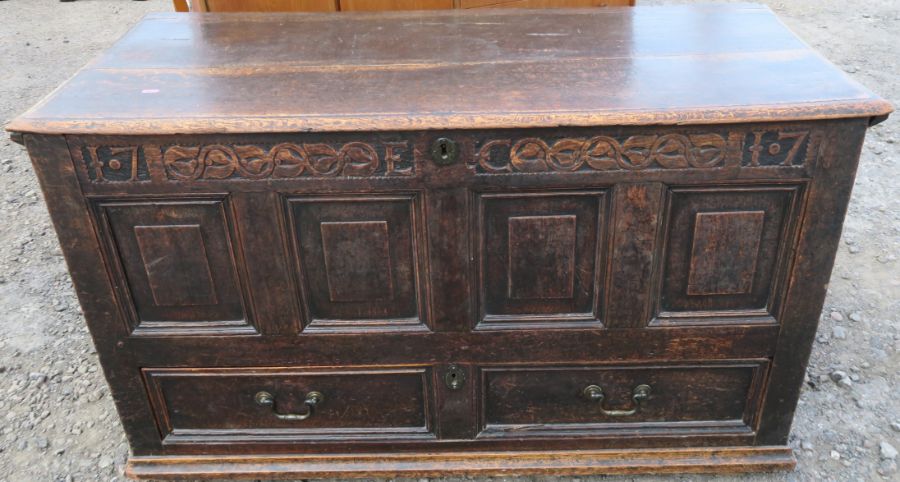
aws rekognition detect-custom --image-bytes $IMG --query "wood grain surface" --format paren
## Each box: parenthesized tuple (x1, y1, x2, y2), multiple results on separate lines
(6, 4, 891, 136)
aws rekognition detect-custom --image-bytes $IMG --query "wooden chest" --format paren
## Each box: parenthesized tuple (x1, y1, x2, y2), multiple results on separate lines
(7, 5, 892, 479)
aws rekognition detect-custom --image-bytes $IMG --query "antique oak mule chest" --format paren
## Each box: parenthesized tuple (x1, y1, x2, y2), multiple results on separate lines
(7, 4, 892, 479)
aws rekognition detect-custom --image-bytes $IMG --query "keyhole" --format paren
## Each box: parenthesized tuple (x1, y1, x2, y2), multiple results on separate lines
(444, 364, 465, 390)
(431, 138, 457, 166)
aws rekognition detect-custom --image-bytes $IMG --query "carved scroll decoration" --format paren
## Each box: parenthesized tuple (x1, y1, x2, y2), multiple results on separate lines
(79, 141, 414, 182)
(469, 129, 818, 174)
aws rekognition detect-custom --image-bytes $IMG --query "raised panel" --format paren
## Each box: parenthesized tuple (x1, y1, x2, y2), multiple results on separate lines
(507, 215, 577, 300)
(286, 194, 428, 332)
(475, 191, 607, 328)
(134, 225, 218, 306)
(94, 198, 253, 335)
(687, 211, 765, 296)
(657, 186, 801, 324)
(320, 221, 394, 302)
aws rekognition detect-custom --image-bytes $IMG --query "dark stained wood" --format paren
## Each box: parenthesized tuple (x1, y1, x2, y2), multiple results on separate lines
(143, 366, 434, 443)
(475, 191, 606, 328)
(604, 182, 664, 328)
(6, 5, 891, 136)
(8, 4, 892, 479)
(286, 194, 428, 331)
(94, 198, 253, 334)
(480, 361, 768, 437)
(657, 185, 801, 323)
(756, 119, 871, 444)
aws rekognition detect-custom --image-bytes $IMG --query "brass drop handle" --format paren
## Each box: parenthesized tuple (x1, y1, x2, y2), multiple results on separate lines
(255, 390, 323, 421)
(582, 384, 651, 417)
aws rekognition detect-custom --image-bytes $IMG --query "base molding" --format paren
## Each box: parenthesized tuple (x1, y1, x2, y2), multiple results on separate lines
(126, 446, 796, 479)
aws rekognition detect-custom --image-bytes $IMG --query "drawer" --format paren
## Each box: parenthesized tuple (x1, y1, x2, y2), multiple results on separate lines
(479, 361, 768, 439)
(143, 367, 435, 444)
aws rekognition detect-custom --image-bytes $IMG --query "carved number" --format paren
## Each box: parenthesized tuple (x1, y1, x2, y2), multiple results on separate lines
(746, 131, 809, 167)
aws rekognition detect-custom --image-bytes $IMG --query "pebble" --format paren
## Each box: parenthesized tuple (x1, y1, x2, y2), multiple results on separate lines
(830, 370, 853, 389)
(28, 372, 47, 383)
(830, 450, 841, 460)
(890, 422, 900, 433)
(881, 442, 898, 460)
(35, 436, 49, 449)
(832, 326, 847, 339)
(830, 311, 844, 322)
(849, 312, 863, 322)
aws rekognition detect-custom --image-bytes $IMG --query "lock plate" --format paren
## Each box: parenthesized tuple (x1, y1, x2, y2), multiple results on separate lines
(431, 137, 459, 166)
(444, 364, 465, 390)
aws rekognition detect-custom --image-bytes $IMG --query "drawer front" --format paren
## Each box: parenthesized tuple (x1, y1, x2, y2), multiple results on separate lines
(479, 361, 768, 439)
(143, 367, 435, 444)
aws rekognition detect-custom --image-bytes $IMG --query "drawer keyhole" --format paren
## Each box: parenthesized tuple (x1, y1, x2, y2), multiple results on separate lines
(444, 364, 466, 390)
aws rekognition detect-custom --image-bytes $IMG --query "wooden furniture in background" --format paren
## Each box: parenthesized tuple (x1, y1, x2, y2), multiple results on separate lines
(175, 0, 634, 12)
(7, 4, 891, 479)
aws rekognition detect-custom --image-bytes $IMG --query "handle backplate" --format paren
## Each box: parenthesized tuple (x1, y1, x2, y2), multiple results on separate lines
(582, 384, 651, 417)
(255, 390, 323, 421)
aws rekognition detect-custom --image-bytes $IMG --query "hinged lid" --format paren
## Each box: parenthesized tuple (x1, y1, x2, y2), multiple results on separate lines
(6, 4, 892, 136)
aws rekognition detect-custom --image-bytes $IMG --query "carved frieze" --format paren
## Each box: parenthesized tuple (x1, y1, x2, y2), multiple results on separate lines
(73, 128, 820, 183)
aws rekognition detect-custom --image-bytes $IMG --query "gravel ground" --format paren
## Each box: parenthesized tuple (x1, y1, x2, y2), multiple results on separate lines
(0, 1, 897, 481)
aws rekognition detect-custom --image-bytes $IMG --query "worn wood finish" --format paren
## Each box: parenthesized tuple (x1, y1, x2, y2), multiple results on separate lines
(8, 6, 890, 136)
(7, 5, 891, 479)
(126, 446, 795, 479)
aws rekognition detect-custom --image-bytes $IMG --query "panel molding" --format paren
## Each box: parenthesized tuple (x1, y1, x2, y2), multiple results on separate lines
(90, 195, 256, 336)
(652, 184, 805, 326)
(472, 190, 609, 330)
(283, 193, 430, 333)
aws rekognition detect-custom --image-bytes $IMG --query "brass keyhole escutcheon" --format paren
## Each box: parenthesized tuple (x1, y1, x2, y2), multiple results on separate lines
(444, 364, 466, 390)
(431, 137, 459, 166)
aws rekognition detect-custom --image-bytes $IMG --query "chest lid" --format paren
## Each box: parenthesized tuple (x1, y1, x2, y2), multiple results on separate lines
(6, 4, 891, 137)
